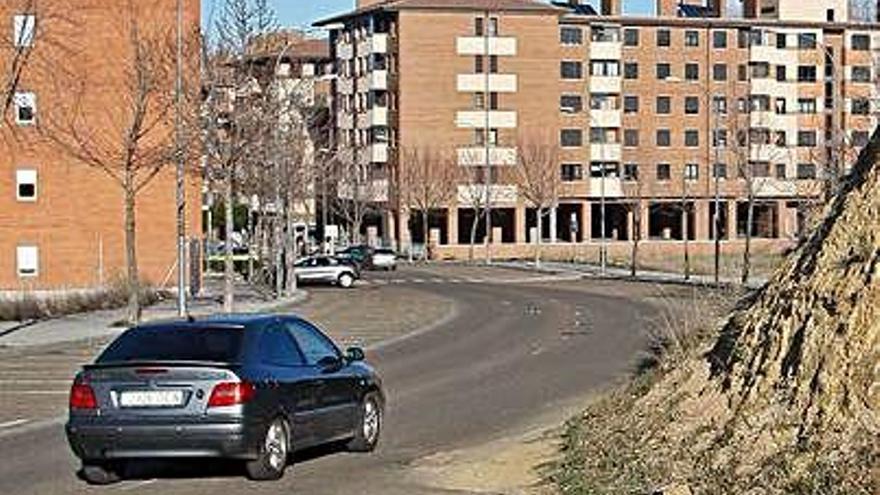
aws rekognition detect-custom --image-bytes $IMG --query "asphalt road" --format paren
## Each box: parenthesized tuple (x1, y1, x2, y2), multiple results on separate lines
(0, 268, 661, 495)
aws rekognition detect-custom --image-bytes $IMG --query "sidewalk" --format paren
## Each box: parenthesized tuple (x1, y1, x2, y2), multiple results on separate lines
(496, 260, 769, 289)
(0, 277, 306, 348)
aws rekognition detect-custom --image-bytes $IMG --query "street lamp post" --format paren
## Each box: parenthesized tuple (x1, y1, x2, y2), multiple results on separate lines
(175, 0, 187, 315)
(712, 94, 722, 286)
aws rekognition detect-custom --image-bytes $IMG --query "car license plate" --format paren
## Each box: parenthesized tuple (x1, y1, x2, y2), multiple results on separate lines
(119, 390, 184, 408)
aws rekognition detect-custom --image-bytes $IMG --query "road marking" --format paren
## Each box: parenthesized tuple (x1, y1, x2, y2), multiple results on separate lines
(431, 278, 446, 283)
(3, 390, 69, 395)
(0, 379, 72, 384)
(0, 419, 29, 430)
(118, 480, 157, 491)
(411, 279, 425, 283)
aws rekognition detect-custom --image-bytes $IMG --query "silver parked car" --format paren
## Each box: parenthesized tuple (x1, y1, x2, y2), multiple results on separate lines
(371, 248, 397, 271)
(294, 256, 359, 288)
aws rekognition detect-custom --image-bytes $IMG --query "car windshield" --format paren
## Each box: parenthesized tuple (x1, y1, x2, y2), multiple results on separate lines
(97, 326, 245, 363)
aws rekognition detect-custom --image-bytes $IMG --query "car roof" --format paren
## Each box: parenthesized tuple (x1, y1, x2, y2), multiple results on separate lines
(134, 313, 303, 331)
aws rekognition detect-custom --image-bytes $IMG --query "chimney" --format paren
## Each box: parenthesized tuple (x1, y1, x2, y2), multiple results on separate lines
(601, 0, 622, 15)
(657, 0, 678, 16)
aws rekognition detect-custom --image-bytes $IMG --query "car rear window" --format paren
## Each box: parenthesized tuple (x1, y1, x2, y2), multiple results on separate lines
(97, 326, 245, 363)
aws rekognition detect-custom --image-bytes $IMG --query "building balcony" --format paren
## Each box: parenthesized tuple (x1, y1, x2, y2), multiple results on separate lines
(456, 36, 517, 56)
(590, 143, 621, 161)
(371, 33, 388, 53)
(589, 108, 621, 127)
(457, 184, 518, 206)
(457, 146, 517, 166)
(589, 75, 621, 93)
(455, 110, 517, 129)
(370, 143, 389, 163)
(336, 42, 353, 60)
(589, 177, 624, 198)
(457, 73, 517, 93)
(368, 107, 388, 126)
(369, 70, 388, 90)
(589, 41, 621, 60)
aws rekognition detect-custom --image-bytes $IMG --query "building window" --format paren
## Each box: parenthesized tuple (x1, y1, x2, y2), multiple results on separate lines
(685, 30, 699, 47)
(590, 127, 618, 144)
(590, 93, 617, 110)
(560, 129, 583, 147)
(775, 163, 787, 179)
(685, 163, 699, 180)
(751, 62, 770, 79)
(737, 64, 747, 81)
(590, 60, 619, 77)
(623, 95, 638, 113)
(751, 162, 771, 178)
(853, 130, 870, 147)
(656, 129, 671, 147)
(656, 95, 671, 114)
(473, 92, 485, 109)
(852, 98, 871, 115)
(560, 27, 582, 45)
(474, 17, 484, 36)
(713, 162, 727, 179)
(560, 61, 582, 79)
(774, 130, 787, 146)
(623, 28, 638, 47)
(488, 17, 499, 36)
(14, 91, 35, 125)
(798, 32, 817, 49)
(623, 163, 639, 180)
(713, 63, 727, 81)
(713, 30, 727, 48)
(623, 62, 638, 79)
(737, 28, 749, 48)
(474, 55, 484, 74)
(13, 14, 36, 48)
(624, 129, 639, 147)
(561, 163, 583, 181)
(684, 96, 699, 114)
(685, 63, 699, 80)
(657, 29, 670, 47)
(775, 98, 786, 114)
(488, 55, 498, 74)
(798, 98, 817, 114)
(685, 129, 699, 147)
(851, 34, 870, 50)
(713, 129, 728, 147)
(775, 65, 786, 82)
(656, 163, 671, 181)
(712, 96, 727, 115)
(852, 66, 871, 82)
(826, 9, 835, 21)
(488, 92, 499, 110)
(656, 63, 671, 80)
(797, 130, 817, 147)
(560, 94, 582, 113)
(16, 245, 38, 277)
(797, 163, 817, 179)
(776, 32, 787, 49)
(797, 65, 816, 82)
(750, 94, 770, 112)
(591, 25, 620, 42)
(16, 169, 37, 201)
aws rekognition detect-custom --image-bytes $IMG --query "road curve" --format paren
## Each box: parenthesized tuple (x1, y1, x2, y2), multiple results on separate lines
(0, 273, 656, 495)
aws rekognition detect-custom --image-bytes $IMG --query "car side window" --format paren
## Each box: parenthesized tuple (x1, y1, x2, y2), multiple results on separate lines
(316, 257, 331, 267)
(285, 320, 339, 366)
(259, 325, 305, 366)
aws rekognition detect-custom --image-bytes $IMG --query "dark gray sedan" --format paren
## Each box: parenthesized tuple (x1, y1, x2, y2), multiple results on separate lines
(66, 315, 384, 484)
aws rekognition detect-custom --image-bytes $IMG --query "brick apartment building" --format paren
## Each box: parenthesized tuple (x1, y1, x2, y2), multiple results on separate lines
(317, 0, 879, 258)
(0, 0, 202, 292)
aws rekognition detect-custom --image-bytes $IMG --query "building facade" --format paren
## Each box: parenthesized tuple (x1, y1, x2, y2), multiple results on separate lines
(317, 0, 879, 257)
(0, 0, 202, 292)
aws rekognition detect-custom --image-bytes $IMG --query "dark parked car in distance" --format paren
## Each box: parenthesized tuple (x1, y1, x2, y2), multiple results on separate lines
(336, 245, 374, 271)
(66, 315, 384, 484)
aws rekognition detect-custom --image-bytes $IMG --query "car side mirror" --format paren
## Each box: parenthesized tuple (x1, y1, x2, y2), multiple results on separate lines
(345, 347, 365, 362)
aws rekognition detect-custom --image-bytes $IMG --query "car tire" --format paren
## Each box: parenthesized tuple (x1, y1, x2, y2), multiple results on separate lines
(338, 272, 355, 289)
(245, 418, 289, 481)
(347, 391, 383, 453)
(80, 461, 123, 485)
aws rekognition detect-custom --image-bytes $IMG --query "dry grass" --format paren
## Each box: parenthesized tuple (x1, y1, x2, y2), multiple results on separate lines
(0, 278, 165, 322)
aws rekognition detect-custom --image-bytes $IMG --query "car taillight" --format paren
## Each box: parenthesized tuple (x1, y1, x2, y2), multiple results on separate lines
(207, 382, 255, 407)
(69, 383, 97, 410)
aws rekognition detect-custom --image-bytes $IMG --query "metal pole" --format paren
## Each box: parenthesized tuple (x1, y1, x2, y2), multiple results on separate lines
(175, 0, 187, 316)
(600, 161, 606, 274)
(713, 94, 721, 286)
(483, 10, 492, 265)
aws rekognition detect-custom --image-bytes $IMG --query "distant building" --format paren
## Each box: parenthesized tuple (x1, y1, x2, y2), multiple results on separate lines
(317, 0, 879, 257)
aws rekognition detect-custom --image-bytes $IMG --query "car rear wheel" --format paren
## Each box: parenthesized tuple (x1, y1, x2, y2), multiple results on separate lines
(245, 418, 289, 481)
(80, 461, 123, 485)
(338, 272, 355, 289)
(347, 392, 382, 452)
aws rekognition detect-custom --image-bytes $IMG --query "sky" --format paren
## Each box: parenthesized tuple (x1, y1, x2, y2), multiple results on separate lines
(202, 0, 657, 31)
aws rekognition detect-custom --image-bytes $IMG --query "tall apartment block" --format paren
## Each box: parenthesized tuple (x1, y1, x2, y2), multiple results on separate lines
(317, 0, 879, 256)
(0, 0, 202, 292)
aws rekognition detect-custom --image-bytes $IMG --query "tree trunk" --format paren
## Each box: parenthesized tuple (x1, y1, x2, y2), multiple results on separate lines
(468, 206, 480, 263)
(123, 185, 141, 325)
(683, 204, 691, 280)
(246, 205, 254, 282)
(631, 201, 640, 278)
(223, 176, 235, 313)
(535, 207, 543, 268)
(284, 197, 298, 296)
(741, 193, 754, 285)
(421, 209, 429, 262)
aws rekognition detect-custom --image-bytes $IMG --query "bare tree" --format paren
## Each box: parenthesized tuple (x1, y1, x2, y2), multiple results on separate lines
(624, 174, 643, 277)
(396, 146, 458, 261)
(511, 134, 560, 267)
(42, 2, 191, 323)
(457, 150, 494, 263)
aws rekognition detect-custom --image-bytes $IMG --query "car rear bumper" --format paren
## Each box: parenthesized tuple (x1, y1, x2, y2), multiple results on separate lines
(66, 419, 263, 461)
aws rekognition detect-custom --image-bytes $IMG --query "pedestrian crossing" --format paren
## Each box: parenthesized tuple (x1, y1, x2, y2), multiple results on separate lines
(358, 273, 582, 287)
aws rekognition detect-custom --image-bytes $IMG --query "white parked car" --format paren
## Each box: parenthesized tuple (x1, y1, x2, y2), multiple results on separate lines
(294, 256, 359, 288)
(371, 248, 397, 271)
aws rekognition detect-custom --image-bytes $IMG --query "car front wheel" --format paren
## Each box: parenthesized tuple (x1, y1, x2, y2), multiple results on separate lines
(245, 418, 289, 481)
(338, 272, 355, 289)
(80, 461, 124, 485)
(347, 391, 382, 452)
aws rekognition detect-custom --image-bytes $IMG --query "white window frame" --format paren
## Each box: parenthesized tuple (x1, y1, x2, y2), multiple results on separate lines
(14, 91, 36, 125)
(15, 169, 37, 202)
(16, 245, 39, 278)
(13, 14, 36, 48)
